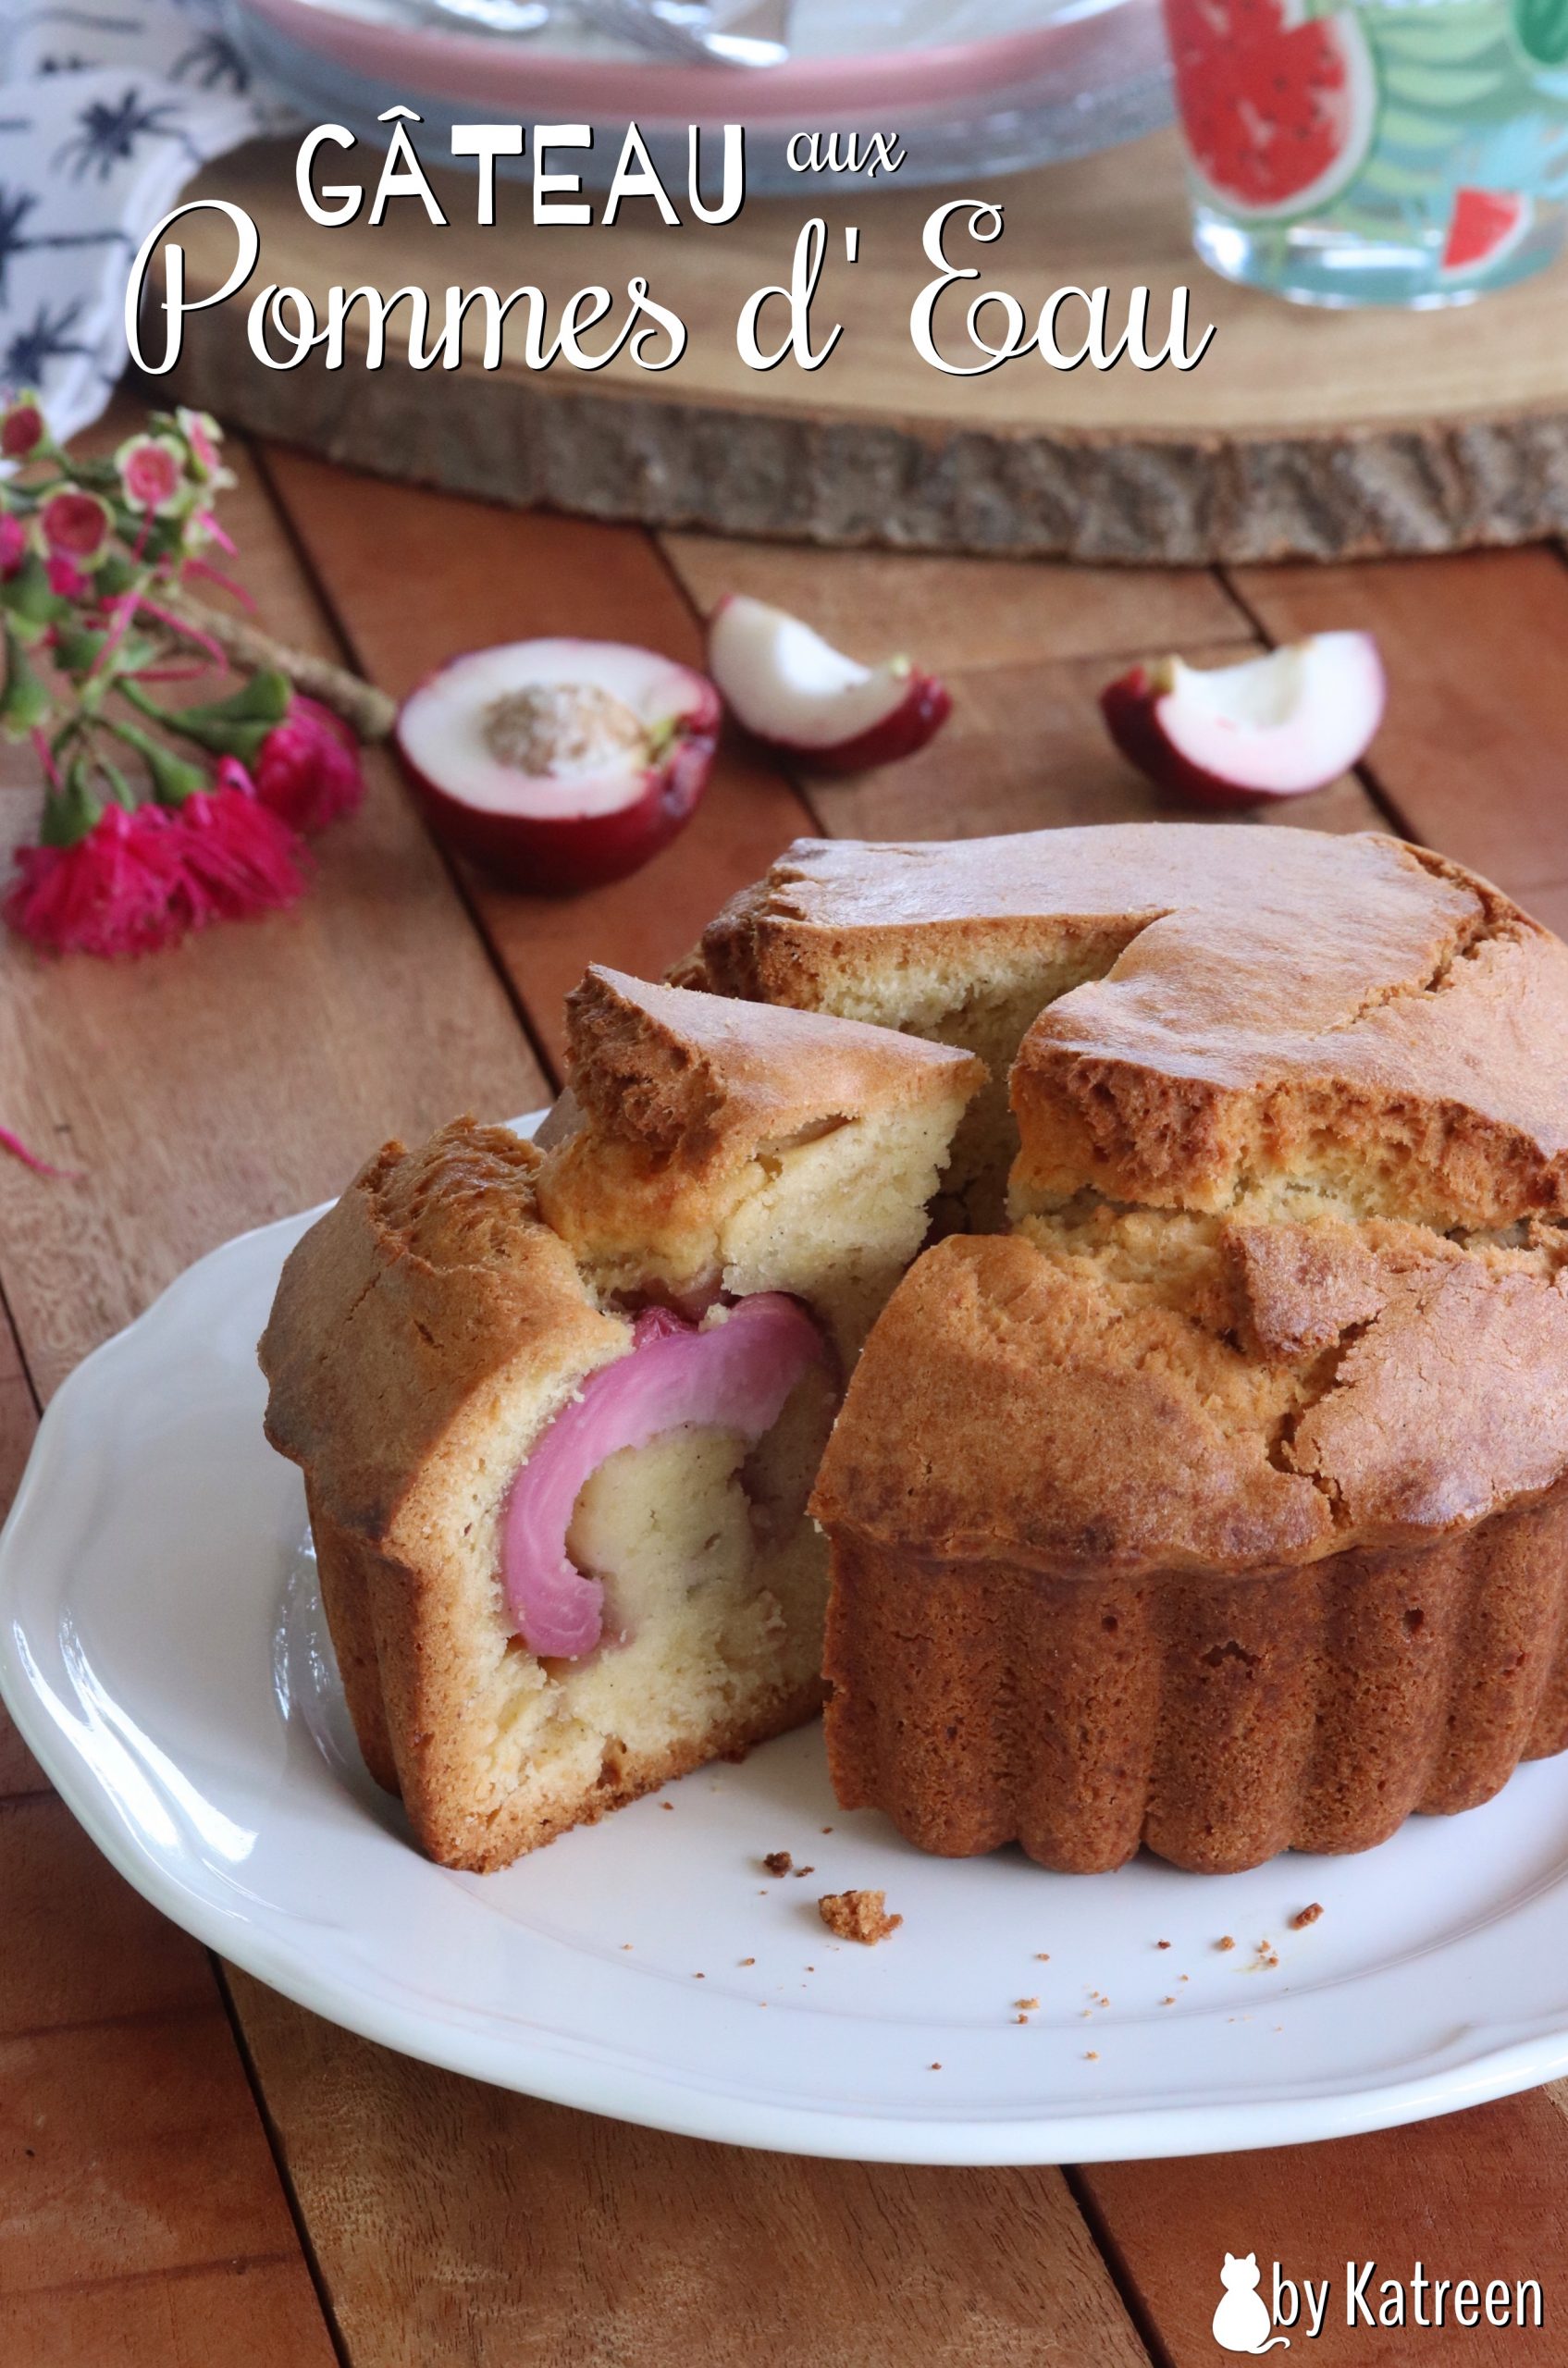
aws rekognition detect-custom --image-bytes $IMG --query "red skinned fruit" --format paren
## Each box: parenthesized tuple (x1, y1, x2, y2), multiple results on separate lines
(708, 594, 949, 774)
(1100, 633, 1385, 808)
(397, 639, 720, 894)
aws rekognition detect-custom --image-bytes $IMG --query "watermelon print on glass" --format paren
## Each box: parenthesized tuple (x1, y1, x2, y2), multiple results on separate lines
(1163, 0, 1568, 306)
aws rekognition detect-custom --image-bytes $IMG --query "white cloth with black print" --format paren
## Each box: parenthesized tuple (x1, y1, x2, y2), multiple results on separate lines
(0, 4, 293, 438)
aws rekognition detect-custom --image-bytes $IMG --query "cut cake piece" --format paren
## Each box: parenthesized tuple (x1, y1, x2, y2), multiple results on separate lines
(539, 964, 984, 1355)
(260, 979, 982, 1872)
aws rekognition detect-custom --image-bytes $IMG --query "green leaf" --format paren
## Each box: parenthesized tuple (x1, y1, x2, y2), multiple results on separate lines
(1514, 0, 1568, 63)
(1377, 61, 1508, 105)
(38, 758, 104, 849)
(142, 667, 290, 761)
(50, 624, 110, 676)
(0, 550, 64, 641)
(1379, 105, 1470, 150)
(1373, 17, 1509, 64)
(0, 623, 50, 739)
(105, 715, 209, 806)
(96, 756, 139, 813)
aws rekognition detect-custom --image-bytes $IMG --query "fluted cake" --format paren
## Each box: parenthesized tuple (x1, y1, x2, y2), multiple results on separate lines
(263, 819, 1568, 1879)
(804, 825, 1568, 1871)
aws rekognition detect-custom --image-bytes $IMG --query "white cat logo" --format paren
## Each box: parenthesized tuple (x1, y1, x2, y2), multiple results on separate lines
(1213, 2253, 1290, 2353)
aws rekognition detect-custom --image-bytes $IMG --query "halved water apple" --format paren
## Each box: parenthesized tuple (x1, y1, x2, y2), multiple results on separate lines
(396, 639, 721, 893)
(503, 1295, 827, 1659)
(709, 594, 950, 773)
(1100, 633, 1386, 808)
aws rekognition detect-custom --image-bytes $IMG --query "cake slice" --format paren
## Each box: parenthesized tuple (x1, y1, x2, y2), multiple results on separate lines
(260, 976, 982, 1871)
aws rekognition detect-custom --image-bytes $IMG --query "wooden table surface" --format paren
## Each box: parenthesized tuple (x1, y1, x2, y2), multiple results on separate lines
(4, 405, 1568, 2367)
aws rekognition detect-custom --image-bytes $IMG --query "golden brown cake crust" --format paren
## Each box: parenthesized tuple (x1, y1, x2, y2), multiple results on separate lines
(560, 963, 983, 1173)
(821, 1485, 1568, 1875)
(697, 823, 1470, 980)
(813, 1229, 1568, 1577)
(798, 824, 1568, 1872)
(698, 825, 1568, 1228)
(260, 1118, 622, 1546)
(1010, 843, 1568, 1228)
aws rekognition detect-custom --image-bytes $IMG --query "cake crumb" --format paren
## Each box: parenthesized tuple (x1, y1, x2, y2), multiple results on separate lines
(620, 1943, 632, 1951)
(1290, 1902, 1324, 1930)
(929, 2062, 942, 2071)
(693, 1971, 704, 1980)
(1016, 1997, 1040, 2011)
(792, 1865, 815, 1878)
(818, 1889, 902, 1944)
(762, 1851, 793, 1876)
(1085, 2051, 1099, 2061)
(1015, 2013, 1029, 2025)
(821, 1825, 834, 1834)
(739, 1956, 755, 1967)
(1216, 1935, 1236, 1952)
(1160, 1995, 1176, 2005)
(1035, 1952, 1050, 1962)
(661, 1801, 673, 1811)
(1156, 1939, 1171, 1950)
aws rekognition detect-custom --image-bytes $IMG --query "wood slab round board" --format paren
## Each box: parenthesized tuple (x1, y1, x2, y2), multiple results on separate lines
(167, 130, 1568, 563)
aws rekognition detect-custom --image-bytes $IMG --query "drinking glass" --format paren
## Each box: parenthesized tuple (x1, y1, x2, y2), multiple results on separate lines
(1163, 0, 1568, 305)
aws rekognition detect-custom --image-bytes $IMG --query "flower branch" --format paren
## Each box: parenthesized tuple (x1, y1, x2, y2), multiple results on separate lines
(0, 393, 377, 962)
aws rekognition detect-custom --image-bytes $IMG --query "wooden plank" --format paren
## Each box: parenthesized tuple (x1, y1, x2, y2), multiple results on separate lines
(0, 1798, 211, 2037)
(229, 1968, 1148, 2368)
(1082, 2090, 1568, 2363)
(1228, 546, 1568, 905)
(0, 1305, 45, 1800)
(258, 450, 817, 1067)
(660, 533, 1250, 670)
(660, 539, 1384, 845)
(0, 2009, 308, 2295)
(0, 2261, 340, 2368)
(788, 648, 1380, 847)
(0, 436, 549, 1401)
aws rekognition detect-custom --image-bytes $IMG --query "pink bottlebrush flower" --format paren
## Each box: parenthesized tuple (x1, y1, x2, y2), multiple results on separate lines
(0, 512, 28, 580)
(115, 432, 190, 516)
(45, 553, 90, 600)
(0, 398, 45, 461)
(0, 1124, 82, 1178)
(40, 489, 111, 563)
(3, 801, 189, 959)
(253, 695, 365, 833)
(168, 782, 308, 928)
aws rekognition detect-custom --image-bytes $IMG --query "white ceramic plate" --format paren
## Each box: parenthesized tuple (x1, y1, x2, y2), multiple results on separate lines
(6, 1131, 1568, 2164)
